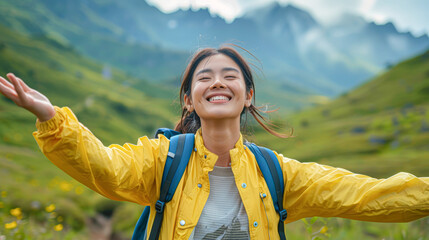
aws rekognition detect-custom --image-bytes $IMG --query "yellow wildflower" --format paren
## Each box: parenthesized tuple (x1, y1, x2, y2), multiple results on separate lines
(45, 204, 55, 213)
(50, 212, 57, 218)
(10, 208, 22, 217)
(64, 182, 72, 191)
(320, 226, 328, 234)
(5, 221, 17, 229)
(1, 191, 6, 198)
(59, 181, 73, 192)
(54, 224, 63, 231)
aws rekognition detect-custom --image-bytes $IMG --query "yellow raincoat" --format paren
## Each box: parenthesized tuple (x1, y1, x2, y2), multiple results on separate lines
(33, 107, 429, 239)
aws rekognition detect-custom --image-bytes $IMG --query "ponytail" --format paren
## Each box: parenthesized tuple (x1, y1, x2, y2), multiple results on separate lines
(247, 105, 290, 138)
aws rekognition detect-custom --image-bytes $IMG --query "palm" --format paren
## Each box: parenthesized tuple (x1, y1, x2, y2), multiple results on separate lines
(0, 73, 55, 121)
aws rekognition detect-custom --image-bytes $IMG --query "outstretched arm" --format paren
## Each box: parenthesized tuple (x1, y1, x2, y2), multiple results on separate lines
(1, 73, 168, 205)
(279, 154, 429, 223)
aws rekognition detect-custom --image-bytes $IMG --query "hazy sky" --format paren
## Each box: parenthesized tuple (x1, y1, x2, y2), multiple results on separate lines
(146, 0, 429, 36)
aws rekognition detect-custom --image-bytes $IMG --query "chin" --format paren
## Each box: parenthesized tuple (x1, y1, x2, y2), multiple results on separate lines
(202, 112, 239, 120)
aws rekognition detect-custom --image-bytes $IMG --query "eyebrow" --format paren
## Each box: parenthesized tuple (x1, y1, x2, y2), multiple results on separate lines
(195, 67, 239, 76)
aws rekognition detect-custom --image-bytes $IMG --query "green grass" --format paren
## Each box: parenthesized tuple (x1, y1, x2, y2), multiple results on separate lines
(286, 217, 429, 240)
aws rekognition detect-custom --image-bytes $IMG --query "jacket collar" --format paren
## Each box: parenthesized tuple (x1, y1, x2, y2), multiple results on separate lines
(194, 129, 245, 171)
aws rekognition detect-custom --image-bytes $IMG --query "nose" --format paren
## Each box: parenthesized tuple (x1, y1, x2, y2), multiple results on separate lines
(210, 77, 226, 89)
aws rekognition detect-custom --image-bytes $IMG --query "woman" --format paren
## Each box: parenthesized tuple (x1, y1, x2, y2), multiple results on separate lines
(0, 47, 428, 239)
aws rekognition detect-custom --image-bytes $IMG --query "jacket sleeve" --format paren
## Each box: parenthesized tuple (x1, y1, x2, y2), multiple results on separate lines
(277, 154, 429, 223)
(33, 106, 170, 205)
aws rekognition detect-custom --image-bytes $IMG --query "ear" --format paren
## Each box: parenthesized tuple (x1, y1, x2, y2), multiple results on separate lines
(245, 89, 253, 107)
(184, 94, 194, 112)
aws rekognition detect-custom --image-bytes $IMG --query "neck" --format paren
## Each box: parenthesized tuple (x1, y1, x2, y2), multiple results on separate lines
(200, 117, 241, 167)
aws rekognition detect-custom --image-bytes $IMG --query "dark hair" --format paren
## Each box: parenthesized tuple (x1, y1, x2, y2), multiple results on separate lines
(174, 46, 288, 138)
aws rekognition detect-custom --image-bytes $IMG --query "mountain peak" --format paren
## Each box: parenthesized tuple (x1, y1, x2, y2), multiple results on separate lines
(259, 2, 313, 18)
(367, 21, 398, 34)
(244, 2, 319, 29)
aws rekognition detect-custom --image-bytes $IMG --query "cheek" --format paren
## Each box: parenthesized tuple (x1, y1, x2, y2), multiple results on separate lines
(234, 83, 248, 100)
(190, 83, 205, 104)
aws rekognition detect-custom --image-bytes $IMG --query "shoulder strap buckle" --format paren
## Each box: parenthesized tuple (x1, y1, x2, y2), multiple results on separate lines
(155, 200, 165, 213)
(279, 209, 288, 222)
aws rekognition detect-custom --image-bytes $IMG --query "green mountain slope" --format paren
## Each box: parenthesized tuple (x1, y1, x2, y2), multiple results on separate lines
(255, 50, 429, 178)
(0, 23, 178, 147)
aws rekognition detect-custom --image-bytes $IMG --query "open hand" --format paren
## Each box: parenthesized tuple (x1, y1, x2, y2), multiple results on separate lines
(0, 73, 55, 122)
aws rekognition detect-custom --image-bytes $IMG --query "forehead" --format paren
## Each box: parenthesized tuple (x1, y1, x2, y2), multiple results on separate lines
(194, 54, 241, 74)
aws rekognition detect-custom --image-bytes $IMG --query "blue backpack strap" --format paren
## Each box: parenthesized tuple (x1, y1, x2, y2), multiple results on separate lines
(154, 128, 181, 139)
(132, 206, 150, 240)
(246, 143, 287, 240)
(148, 133, 195, 240)
(132, 131, 195, 240)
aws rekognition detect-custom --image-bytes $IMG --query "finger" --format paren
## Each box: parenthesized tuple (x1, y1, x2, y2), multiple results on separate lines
(0, 81, 18, 100)
(0, 75, 14, 89)
(0, 76, 17, 98)
(16, 76, 31, 92)
(8, 74, 28, 103)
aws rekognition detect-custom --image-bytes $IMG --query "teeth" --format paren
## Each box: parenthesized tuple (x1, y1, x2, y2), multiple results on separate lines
(209, 96, 229, 102)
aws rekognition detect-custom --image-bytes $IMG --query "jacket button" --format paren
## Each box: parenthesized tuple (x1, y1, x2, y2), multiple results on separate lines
(197, 183, 202, 188)
(204, 155, 207, 159)
(241, 183, 247, 188)
(180, 220, 185, 226)
(253, 221, 258, 227)
(194, 148, 197, 152)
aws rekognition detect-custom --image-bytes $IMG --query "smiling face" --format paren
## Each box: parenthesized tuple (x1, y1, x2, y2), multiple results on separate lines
(184, 54, 253, 122)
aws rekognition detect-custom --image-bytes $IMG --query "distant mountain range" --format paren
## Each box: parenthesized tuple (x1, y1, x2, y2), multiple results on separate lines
(1, 0, 428, 108)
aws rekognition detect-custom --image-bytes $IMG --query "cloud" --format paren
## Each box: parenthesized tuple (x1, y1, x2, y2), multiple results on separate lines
(359, 0, 377, 12)
(147, 0, 243, 21)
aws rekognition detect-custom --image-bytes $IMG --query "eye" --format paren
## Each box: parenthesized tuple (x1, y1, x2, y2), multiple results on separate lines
(198, 77, 210, 81)
(225, 75, 237, 79)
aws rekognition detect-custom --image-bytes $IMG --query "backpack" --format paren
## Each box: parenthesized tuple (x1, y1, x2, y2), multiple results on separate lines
(132, 128, 288, 240)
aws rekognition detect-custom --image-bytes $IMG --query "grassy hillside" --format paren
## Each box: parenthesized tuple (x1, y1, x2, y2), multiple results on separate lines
(254, 49, 429, 178)
(0, 23, 179, 239)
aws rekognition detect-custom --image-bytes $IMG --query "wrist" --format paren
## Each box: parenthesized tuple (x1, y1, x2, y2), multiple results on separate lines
(37, 106, 56, 122)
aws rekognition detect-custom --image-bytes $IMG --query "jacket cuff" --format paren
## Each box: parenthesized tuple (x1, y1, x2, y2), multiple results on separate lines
(35, 106, 66, 132)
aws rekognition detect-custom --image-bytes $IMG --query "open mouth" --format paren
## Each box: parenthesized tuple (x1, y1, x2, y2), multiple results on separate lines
(207, 95, 231, 102)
